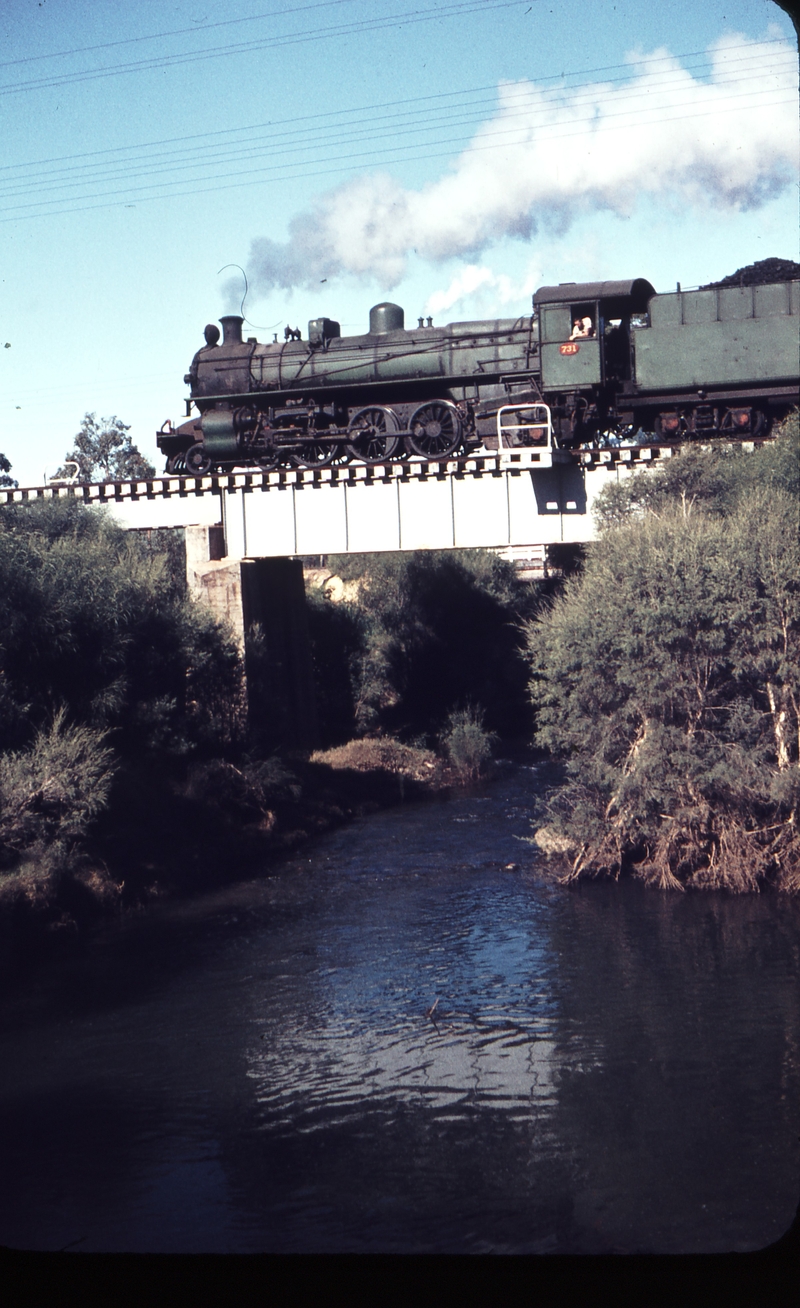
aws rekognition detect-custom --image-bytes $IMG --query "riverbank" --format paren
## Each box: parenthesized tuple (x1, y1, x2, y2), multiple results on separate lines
(0, 737, 487, 952)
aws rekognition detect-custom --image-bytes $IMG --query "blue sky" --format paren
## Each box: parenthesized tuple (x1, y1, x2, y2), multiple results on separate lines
(1, 0, 797, 485)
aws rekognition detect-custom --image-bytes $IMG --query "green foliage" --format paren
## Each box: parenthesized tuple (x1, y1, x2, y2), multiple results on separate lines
(440, 705, 497, 782)
(316, 549, 542, 743)
(593, 410, 799, 531)
(525, 488, 800, 891)
(0, 451, 16, 489)
(184, 755, 300, 821)
(305, 588, 367, 746)
(126, 527, 188, 599)
(55, 412, 156, 483)
(0, 710, 116, 872)
(0, 499, 243, 756)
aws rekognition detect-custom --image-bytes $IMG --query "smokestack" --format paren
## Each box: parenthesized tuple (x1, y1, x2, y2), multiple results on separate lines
(220, 315, 244, 345)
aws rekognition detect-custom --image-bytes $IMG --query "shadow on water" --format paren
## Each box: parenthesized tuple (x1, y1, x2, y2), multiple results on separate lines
(0, 764, 798, 1253)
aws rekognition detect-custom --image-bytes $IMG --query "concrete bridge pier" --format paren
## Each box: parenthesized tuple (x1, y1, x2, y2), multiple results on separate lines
(185, 526, 318, 750)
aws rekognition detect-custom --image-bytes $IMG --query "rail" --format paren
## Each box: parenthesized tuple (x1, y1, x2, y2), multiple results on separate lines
(0, 437, 773, 507)
(0, 449, 562, 506)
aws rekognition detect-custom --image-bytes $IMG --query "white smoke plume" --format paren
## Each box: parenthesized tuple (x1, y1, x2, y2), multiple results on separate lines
(244, 32, 798, 297)
(424, 265, 539, 316)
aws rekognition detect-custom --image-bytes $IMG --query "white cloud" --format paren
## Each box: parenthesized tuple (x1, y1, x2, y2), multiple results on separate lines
(242, 33, 798, 300)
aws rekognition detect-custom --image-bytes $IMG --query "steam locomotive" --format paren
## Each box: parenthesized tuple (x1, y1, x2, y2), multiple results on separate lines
(158, 265, 800, 474)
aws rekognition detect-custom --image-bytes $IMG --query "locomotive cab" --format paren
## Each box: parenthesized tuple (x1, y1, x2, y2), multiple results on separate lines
(534, 279, 655, 392)
(533, 278, 656, 444)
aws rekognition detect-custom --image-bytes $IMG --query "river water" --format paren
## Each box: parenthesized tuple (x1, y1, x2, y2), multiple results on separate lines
(0, 762, 798, 1255)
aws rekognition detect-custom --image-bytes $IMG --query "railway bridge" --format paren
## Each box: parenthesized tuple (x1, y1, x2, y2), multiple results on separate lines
(0, 441, 680, 555)
(0, 442, 708, 746)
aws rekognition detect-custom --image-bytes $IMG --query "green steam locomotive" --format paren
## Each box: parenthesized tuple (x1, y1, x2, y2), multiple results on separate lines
(158, 261, 799, 473)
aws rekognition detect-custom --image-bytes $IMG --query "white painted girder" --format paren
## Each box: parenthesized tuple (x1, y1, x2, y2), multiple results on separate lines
(0, 446, 681, 557)
(219, 463, 603, 557)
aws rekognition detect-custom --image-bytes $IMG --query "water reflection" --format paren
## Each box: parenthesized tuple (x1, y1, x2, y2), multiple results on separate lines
(0, 765, 797, 1253)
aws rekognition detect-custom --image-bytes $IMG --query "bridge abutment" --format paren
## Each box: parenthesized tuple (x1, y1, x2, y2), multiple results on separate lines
(186, 526, 318, 750)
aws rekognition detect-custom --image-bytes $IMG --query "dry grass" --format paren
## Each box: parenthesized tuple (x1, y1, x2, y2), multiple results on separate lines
(532, 825, 579, 857)
(310, 737, 443, 785)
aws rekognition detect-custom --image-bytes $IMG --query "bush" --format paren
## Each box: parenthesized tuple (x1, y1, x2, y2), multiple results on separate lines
(315, 549, 542, 743)
(440, 706, 497, 782)
(184, 756, 300, 821)
(525, 489, 800, 892)
(0, 500, 244, 756)
(310, 737, 441, 783)
(0, 710, 116, 873)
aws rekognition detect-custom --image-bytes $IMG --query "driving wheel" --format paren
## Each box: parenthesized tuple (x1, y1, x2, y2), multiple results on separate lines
(345, 407, 401, 464)
(406, 401, 462, 459)
(289, 441, 343, 469)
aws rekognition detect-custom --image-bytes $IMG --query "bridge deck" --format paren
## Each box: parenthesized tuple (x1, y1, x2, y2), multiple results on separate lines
(0, 444, 682, 505)
(0, 441, 767, 556)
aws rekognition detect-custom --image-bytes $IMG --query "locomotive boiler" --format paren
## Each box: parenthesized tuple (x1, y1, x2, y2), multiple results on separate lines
(158, 264, 799, 474)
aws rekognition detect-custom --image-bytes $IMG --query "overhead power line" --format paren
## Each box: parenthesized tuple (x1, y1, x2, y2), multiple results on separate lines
(1, 84, 793, 223)
(0, 0, 361, 70)
(1, 38, 792, 180)
(0, 61, 793, 207)
(0, 0, 522, 96)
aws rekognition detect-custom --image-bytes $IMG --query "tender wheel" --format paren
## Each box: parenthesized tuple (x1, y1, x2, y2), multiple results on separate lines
(185, 443, 213, 474)
(406, 401, 462, 459)
(289, 441, 343, 469)
(751, 408, 769, 438)
(654, 412, 683, 442)
(345, 407, 401, 464)
(720, 406, 769, 439)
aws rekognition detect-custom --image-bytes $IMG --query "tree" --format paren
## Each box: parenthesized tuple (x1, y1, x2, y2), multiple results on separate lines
(55, 412, 156, 483)
(314, 549, 543, 742)
(525, 493, 800, 893)
(0, 499, 244, 757)
(0, 451, 16, 488)
(592, 410, 799, 532)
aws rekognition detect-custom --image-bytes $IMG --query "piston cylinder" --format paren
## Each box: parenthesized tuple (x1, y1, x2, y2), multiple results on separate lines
(199, 408, 251, 459)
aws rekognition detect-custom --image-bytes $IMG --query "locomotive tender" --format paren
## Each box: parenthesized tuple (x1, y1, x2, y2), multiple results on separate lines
(158, 268, 800, 474)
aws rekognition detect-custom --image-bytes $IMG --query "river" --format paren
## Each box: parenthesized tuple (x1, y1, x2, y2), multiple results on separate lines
(0, 762, 798, 1254)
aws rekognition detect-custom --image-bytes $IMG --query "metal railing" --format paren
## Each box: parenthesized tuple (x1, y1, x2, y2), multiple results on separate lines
(496, 403, 553, 467)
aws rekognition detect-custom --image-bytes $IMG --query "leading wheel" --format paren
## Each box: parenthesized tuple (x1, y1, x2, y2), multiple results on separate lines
(345, 407, 401, 464)
(406, 401, 462, 459)
(185, 443, 213, 475)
